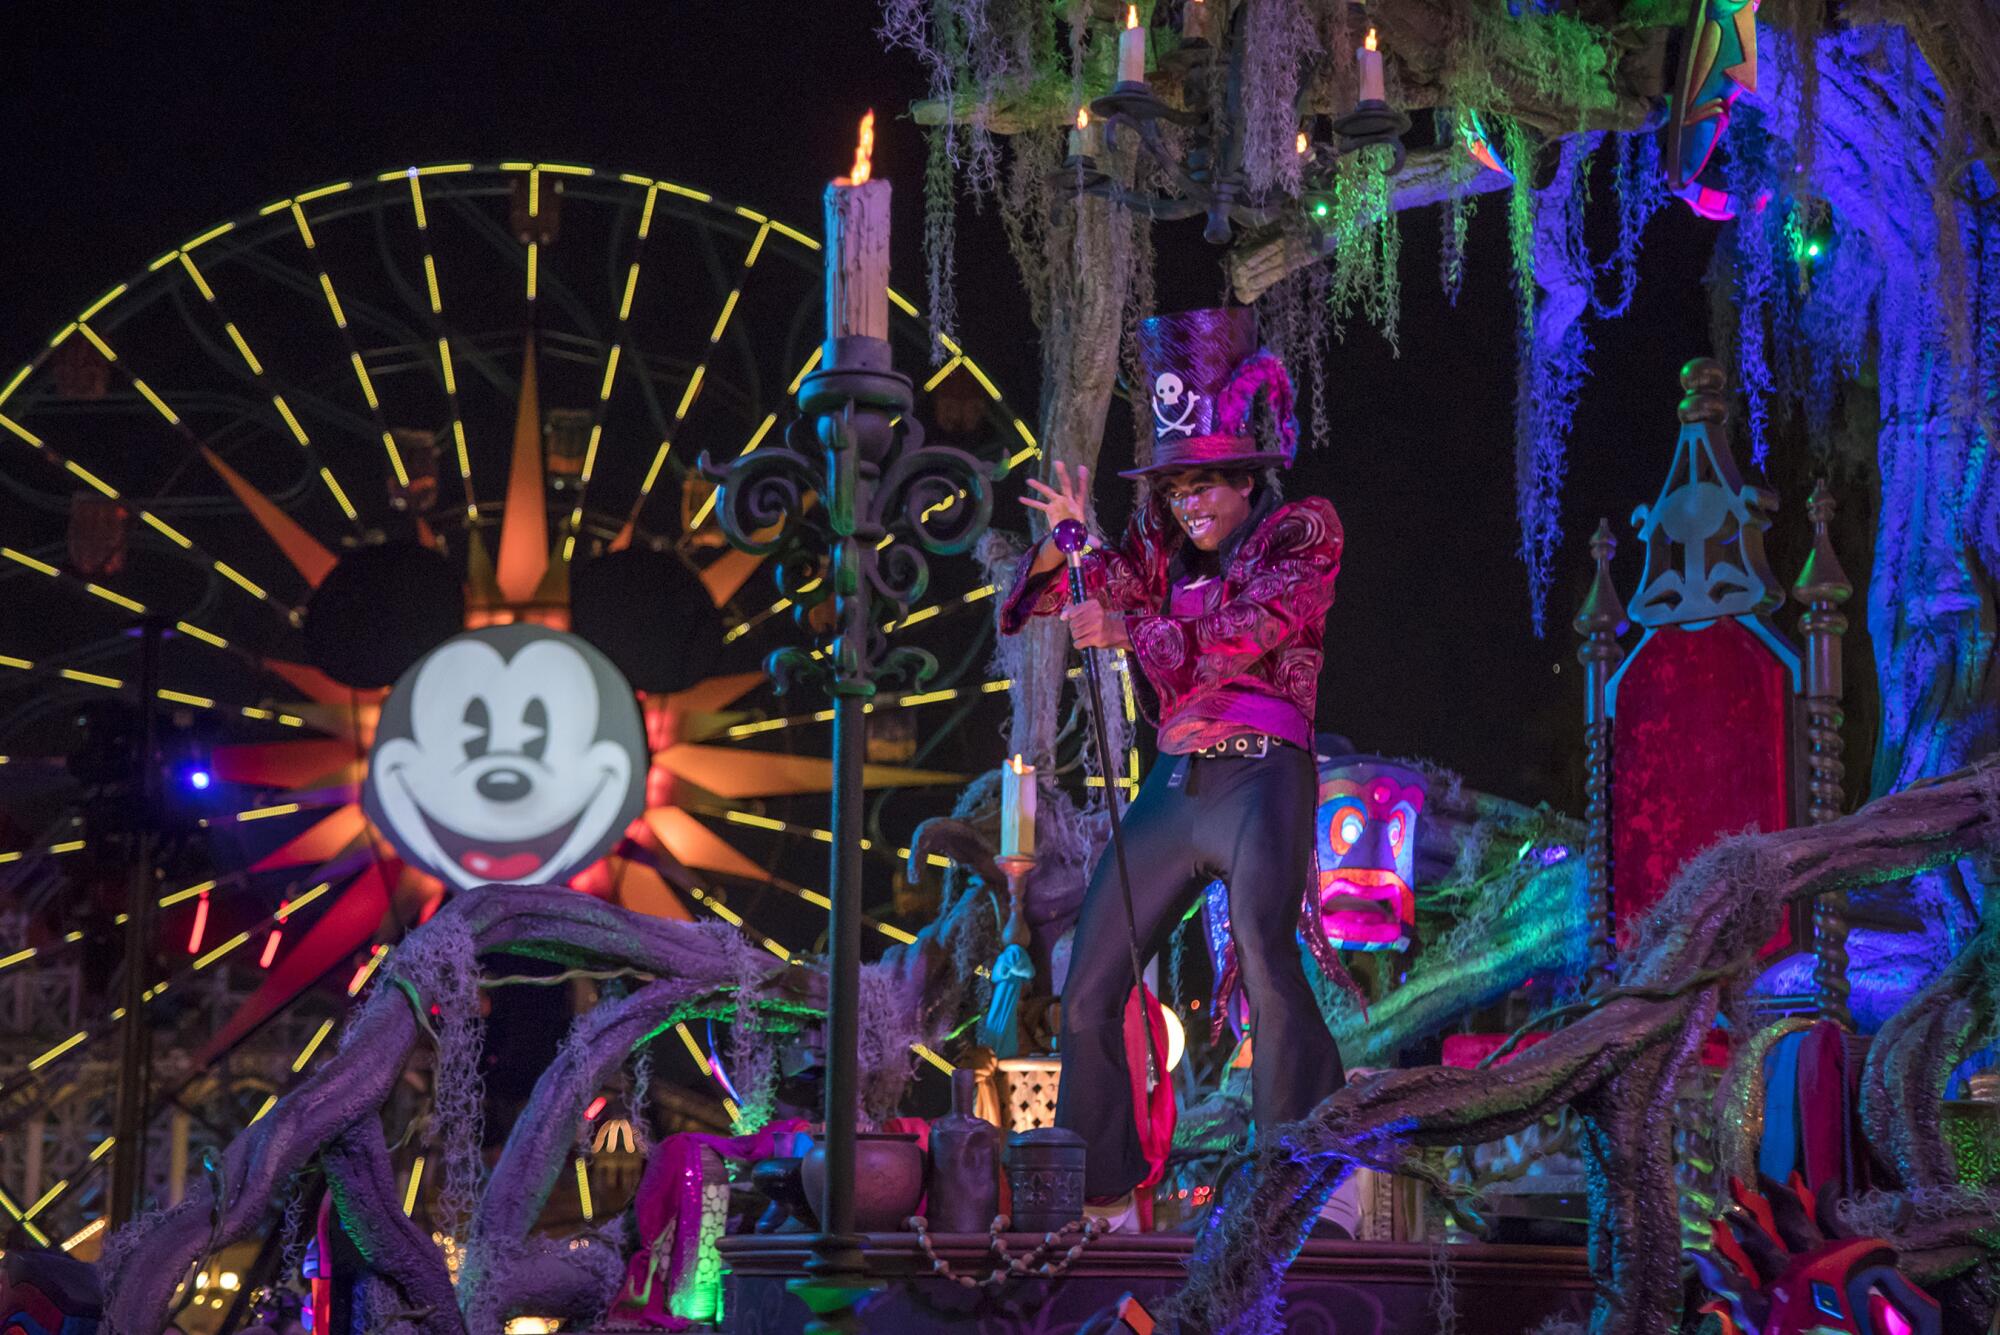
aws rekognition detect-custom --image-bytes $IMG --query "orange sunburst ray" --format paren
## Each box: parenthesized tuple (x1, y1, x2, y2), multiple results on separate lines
(199, 446, 339, 589)
(496, 334, 550, 602)
(599, 855, 695, 921)
(249, 802, 369, 873)
(655, 744, 961, 800)
(699, 548, 769, 608)
(212, 739, 363, 790)
(191, 861, 392, 1070)
(643, 805, 772, 882)
(264, 659, 387, 709)
(663, 672, 768, 716)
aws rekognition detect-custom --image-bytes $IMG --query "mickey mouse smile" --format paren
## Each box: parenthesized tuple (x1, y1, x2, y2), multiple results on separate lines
(365, 627, 648, 893)
(392, 765, 614, 882)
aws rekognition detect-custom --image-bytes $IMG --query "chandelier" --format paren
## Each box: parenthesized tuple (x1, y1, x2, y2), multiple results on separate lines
(1059, 3, 1412, 245)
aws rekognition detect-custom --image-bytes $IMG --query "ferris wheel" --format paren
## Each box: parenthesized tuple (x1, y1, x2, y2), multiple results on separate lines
(0, 160, 1041, 1246)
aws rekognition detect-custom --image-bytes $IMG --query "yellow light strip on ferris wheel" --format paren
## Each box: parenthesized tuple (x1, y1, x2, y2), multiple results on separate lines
(396, 175, 478, 521)
(629, 223, 774, 514)
(720, 573, 824, 644)
(561, 184, 675, 556)
(270, 199, 408, 495)
(681, 412, 779, 530)
(0, 363, 30, 408)
(292, 1018, 336, 1071)
(0, 1185, 50, 1246)
(171, 249, 361, 522)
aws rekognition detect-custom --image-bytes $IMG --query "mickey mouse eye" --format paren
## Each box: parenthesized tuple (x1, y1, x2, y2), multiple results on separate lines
(522, 697, 549, 762)
(462, 697, 491, 761)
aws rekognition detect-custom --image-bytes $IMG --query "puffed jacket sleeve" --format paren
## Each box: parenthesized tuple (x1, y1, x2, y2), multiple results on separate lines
(997, 503, 1172, 635)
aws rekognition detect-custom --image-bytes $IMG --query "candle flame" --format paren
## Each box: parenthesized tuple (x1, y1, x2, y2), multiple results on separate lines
(1126, 4, 1139, 29)
(1365, 26, 1378, 51)
(1296, 130, 1310, 155)
(1076, 107, 1091, 130)
(841, 110, 876, 186)
(1010, 753, 1027, 774)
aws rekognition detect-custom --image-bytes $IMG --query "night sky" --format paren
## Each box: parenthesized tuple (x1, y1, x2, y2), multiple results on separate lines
(0, 2, 1758, 814)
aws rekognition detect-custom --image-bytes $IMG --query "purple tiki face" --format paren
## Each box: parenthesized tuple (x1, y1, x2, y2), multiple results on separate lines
(1315, 759, 1426, 952)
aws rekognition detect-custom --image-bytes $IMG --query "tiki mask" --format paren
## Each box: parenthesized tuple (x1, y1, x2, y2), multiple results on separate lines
(1315, 759, 1426, 952)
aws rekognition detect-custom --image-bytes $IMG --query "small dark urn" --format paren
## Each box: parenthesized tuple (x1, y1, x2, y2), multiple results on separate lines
(1004, 1126, 1086, 1232)
(801, 1131, 925, 1232)
(750, 1157, 811, 1232)
(927, 1068, 1001, 1232)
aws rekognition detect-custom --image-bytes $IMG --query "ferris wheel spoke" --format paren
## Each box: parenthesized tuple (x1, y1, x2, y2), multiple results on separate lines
(0, 405, 293, 624)
(163, 249, 366, 529)
(0, 650, 308, 737)
(394, 172, 480, 522)
(556, 185, 686, 561)
(276, 198, 432, 498)
(69, 321, 332, 604)
(627, 223, 782, 536)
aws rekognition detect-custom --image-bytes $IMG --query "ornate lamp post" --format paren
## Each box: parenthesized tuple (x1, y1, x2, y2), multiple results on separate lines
(701, 117, 1005, 1328)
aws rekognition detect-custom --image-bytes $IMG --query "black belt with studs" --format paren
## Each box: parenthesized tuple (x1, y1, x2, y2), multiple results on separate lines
(1192, 733, 1275, 760)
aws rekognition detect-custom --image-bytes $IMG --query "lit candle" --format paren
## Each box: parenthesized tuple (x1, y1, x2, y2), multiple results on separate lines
(1357, 27, 1385, 104)
(1296, 129, 1311, 157)
(1181, 0, 1207, 43)
(1068, 107, 1103, 159)
(824, 110, 890, 343)
(1001, 754, 1036, 860)
(1117, 5, 1146, 86)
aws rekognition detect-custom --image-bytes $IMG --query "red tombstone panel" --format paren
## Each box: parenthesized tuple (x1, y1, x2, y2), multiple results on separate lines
(1610, 619, 1792, 951)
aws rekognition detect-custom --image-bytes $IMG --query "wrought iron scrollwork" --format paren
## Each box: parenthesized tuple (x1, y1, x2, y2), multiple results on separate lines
(699, 337, 1008, 700)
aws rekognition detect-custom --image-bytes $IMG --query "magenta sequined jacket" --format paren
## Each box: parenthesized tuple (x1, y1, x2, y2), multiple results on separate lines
(999, 495, 1343, 752)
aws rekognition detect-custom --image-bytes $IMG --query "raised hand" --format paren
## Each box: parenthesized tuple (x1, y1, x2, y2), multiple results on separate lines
(1022, 460, 1095, 534)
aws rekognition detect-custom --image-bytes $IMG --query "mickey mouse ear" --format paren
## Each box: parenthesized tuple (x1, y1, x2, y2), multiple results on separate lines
(303, 544, 465, 689)
(570, 547, 723, 693)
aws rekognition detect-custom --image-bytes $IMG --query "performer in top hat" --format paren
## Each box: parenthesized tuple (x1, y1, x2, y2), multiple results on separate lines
(1001, 306, 1348, 1224)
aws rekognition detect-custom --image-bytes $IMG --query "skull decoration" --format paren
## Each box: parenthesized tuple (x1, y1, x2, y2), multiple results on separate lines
(1152, 371, 1202, 439)
(1315, 758, 1427, 952)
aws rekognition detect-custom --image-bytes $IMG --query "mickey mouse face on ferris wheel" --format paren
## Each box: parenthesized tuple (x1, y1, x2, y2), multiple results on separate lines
(363, 625, 647, 892)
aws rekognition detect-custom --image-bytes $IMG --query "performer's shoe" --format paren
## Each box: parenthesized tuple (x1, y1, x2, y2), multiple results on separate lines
(1083, 1191, 1139, 1233)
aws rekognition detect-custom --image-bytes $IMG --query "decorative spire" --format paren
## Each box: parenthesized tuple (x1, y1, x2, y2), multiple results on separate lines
(1574, 518, 1630, 642)
(1791, 478, 1853, 615)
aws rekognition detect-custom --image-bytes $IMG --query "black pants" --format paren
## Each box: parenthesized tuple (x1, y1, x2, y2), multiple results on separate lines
(1055, 744, 1345, 1199)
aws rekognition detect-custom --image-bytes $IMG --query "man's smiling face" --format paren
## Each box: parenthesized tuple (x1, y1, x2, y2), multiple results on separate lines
(1160, 469, 1255, 551)
(366, 630, 644, 891)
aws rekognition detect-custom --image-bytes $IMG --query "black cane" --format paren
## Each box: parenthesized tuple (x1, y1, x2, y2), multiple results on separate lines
(1052, 518, 1164, 1091)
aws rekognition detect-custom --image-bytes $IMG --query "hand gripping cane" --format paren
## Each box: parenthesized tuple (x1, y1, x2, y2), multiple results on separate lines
(1052, 519, 1166, 1092)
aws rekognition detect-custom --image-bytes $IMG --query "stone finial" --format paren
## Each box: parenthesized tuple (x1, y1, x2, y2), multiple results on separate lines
(1678, 357, 1729, 425)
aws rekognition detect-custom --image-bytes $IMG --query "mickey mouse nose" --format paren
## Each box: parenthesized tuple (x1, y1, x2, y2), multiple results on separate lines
(476, 767, 533, 803)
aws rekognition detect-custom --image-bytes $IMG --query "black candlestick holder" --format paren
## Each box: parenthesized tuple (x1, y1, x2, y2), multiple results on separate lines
(701, 331, 1005, 1329)
(1333, 98, 1413, 174)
